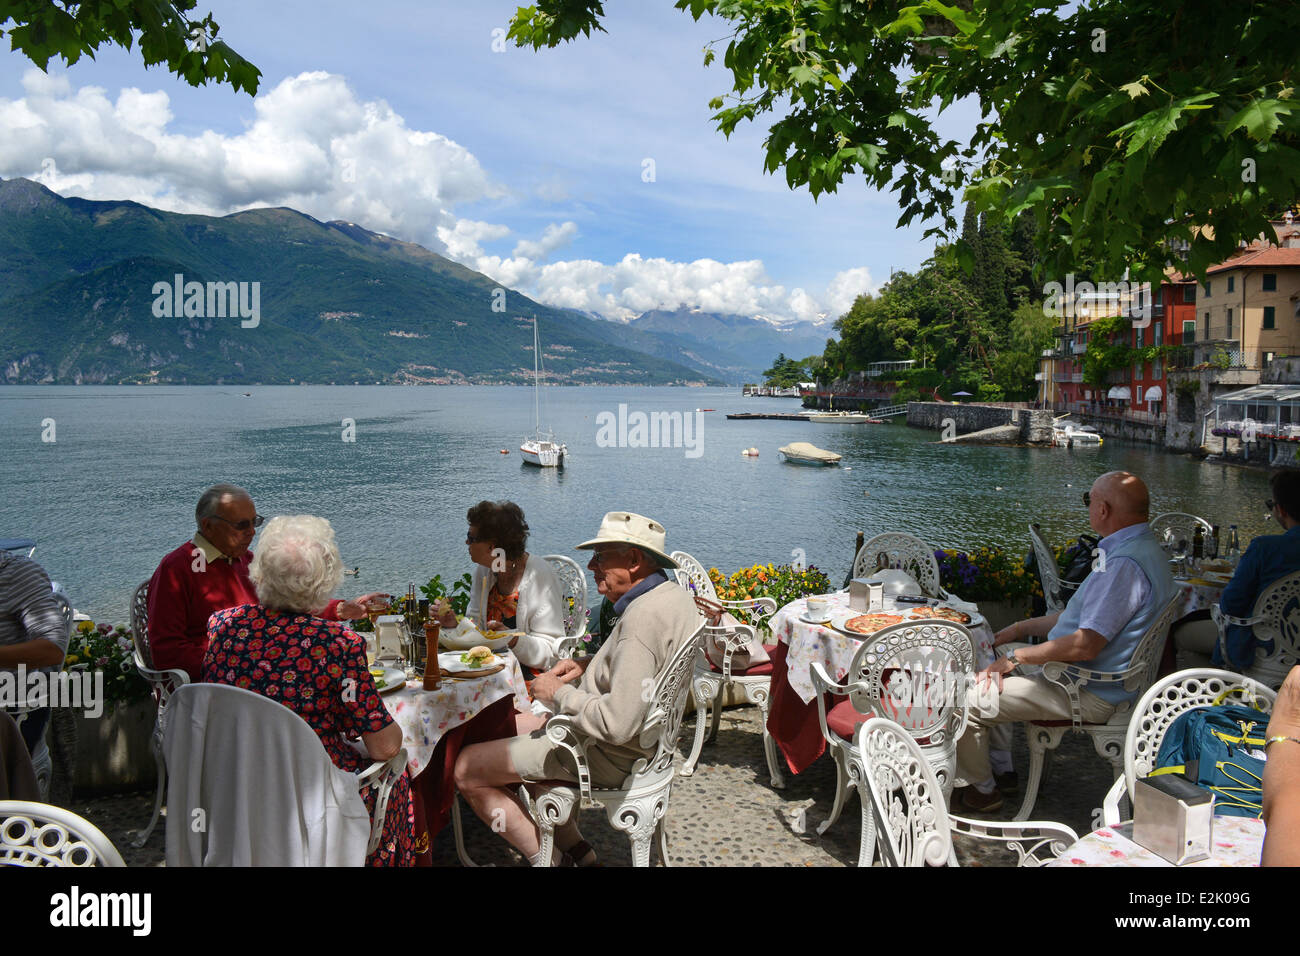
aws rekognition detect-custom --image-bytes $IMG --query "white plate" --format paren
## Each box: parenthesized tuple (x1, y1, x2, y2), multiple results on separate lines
(437, 651, 503, 674)
(368, 665, 407, 695)
(439, 629, 519, 651)
(799, 612, 833, 625)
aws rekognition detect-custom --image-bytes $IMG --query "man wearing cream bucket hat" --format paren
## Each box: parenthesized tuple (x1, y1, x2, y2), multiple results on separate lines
(454, 511, 698, 866)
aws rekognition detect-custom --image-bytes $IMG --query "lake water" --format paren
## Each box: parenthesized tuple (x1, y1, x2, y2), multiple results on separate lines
(0, 385, 1276, 624)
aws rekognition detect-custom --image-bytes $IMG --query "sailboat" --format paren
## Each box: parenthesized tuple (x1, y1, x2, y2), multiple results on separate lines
(520, 315, 567, 468)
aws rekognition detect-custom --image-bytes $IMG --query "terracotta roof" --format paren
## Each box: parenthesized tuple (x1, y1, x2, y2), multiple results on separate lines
(1207, 247, 1300, 274)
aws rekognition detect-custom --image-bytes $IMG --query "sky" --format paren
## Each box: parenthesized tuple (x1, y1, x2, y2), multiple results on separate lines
(0, 1, 979, 325)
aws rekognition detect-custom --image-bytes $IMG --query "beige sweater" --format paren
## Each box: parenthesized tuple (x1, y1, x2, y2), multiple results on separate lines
(551, 579, 700, 765)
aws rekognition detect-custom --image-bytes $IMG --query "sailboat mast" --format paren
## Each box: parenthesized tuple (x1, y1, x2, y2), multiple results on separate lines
(533, 315, 540, 430)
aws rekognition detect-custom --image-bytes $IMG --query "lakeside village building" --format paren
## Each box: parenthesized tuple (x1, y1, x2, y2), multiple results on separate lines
(1036, 214, 1300, 465)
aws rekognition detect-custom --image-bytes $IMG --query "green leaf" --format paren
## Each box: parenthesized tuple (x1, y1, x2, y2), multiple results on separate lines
(1226, 98, 1293, 141)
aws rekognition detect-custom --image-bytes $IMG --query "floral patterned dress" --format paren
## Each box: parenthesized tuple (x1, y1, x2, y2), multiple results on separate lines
(203, 604, 418, 866)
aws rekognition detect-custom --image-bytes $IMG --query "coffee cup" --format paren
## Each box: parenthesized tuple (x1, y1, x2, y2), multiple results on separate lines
(806, 597, 829, 620)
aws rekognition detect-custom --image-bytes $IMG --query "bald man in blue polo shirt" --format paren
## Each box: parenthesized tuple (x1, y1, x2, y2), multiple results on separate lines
(954, 470, 1176, 813)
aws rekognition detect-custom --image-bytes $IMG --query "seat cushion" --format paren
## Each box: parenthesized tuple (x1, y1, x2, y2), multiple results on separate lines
(827, 699, 872, 740)
(706, 644, 780, 676)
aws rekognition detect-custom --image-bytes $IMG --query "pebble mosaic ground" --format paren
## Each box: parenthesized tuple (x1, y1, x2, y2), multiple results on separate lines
(78, 706, 1107, 867)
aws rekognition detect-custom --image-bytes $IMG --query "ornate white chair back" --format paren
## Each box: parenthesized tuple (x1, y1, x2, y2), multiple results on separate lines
(671, 551, 720, 602)
(1029, 524, 1067, 614)
(844, 620, 974, 749)
(0, 800, 126, 866)
(1149, 512, 1213, 554)
(131, 580, 153, 667)
(638, 620, 708, 777)
(1248, 570, 1300, 676)
(858, 717, 953, 867)
(1124, 669, 1275, 802)
(853, 533, 943, 598)
(541, 554, 588, 638)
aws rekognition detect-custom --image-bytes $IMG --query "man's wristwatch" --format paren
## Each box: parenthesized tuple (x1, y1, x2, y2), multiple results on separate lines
(1003, 649, 1021, 672)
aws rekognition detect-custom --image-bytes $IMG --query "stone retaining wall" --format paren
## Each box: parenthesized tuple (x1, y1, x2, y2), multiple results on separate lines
(906, 402, 1054, 444)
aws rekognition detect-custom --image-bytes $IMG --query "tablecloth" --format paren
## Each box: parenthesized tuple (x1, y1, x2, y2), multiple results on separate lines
(1047, 816, 1264, 867)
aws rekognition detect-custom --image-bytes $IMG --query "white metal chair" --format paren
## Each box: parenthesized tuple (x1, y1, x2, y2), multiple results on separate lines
(670, 550, 784, 787)
(1029, 524, 1079, 615)
(852, 532, 949, 599)
(859, 717, 1077, 867)
(1015, 593, 1183, 820)
(164, 682, 407, 866)
(1211, 569, 1300, 688)
(128, 580, 189, 847)
(810, 620, 975, 865)
(1150, 512, 1213, 554)
(541, 554, 588, 660)
(1100, 668, 1276, 826)
(0, 800, 126, 866)
(528, 619, 707, 866)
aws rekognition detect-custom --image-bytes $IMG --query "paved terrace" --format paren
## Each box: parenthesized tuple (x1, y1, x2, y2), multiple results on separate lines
(78, 709, 1105, 866)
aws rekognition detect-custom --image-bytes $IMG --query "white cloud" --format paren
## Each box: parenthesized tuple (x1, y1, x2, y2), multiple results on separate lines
(825, 266, 878, 316)
(512, 221, 578, 261)
(0, 68, 859, 326)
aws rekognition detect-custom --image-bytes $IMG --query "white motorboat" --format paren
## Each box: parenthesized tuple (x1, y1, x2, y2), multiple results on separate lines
(521, 315, 567, 468)
(1052, 420, 1103, 447)
(778, 442, 842, 466)
(807, 411, 875, 423)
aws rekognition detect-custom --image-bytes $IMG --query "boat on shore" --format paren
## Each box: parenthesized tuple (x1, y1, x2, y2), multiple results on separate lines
(778, 442, 842, 466)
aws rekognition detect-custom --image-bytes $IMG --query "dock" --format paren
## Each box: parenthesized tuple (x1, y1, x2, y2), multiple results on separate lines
(725, 412, 812, 421)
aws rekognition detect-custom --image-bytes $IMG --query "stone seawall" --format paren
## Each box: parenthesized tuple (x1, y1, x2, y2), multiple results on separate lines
(906, 402, 1055, 444)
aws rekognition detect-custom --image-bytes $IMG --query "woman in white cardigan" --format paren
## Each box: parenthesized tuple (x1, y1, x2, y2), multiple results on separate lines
(438, 501, 566, 672)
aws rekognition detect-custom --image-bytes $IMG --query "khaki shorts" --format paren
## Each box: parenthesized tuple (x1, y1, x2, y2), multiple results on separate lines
(507, 729, 639, 790)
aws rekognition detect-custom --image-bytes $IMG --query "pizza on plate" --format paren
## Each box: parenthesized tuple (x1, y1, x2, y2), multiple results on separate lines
(844, 613, 905, 634)
(906, 606, 972, 624)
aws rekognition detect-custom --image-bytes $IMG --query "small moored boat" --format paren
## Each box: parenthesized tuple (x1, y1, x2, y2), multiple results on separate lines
(778, 442, 842, 466)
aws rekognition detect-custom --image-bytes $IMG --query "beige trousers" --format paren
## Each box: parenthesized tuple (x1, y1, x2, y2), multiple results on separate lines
(956, 673, 1116, 790)
(1173, 616, 1218, 671)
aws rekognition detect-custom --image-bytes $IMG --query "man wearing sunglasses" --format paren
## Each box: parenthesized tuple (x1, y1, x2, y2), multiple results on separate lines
(1175, 469, 1300, 670)
(147, 484, 383, 681)
(954, 470, 1176, 812)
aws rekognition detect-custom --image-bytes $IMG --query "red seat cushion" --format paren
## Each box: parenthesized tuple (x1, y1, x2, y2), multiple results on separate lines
(706, 644, 780, 676)
(827, 699, 872, 740)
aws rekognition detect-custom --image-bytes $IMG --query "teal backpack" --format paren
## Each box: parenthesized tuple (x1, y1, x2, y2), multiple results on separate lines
(1153, 703, 1271, 818)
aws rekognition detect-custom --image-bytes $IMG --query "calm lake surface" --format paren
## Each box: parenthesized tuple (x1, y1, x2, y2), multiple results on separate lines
(0, 385, 1276, 624)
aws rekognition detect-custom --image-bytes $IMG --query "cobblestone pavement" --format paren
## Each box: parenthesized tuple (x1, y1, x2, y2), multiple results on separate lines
(76, 705, 1112, 867)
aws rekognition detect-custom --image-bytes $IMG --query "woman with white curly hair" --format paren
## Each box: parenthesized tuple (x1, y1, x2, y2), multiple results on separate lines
(203, 515, 418, 866)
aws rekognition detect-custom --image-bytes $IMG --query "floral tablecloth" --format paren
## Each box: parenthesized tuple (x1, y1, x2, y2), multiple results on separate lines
(772, 592, 996, 704)
(1173, 575, 1229, 616)
(382, 654, 530, 776)
(1047, 816, 1264, 867)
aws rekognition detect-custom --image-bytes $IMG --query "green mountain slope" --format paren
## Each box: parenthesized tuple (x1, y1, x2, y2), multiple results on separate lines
(0, 178, 719, 385)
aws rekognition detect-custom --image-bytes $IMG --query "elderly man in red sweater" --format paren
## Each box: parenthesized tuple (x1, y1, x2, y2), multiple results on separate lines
(147, 484, 382, 681)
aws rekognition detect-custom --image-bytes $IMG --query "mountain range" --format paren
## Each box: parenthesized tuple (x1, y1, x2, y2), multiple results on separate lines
(0, 178, 833, 385)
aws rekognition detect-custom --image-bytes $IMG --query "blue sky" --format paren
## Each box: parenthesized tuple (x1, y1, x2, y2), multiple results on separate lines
(0, 1, 978, 324)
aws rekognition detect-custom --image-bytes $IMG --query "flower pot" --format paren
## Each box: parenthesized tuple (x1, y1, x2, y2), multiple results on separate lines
(72, 699, 158, 795)
(976, 598, 1032, 635)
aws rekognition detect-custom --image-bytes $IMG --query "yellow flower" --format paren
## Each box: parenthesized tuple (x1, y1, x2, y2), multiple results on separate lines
(77, 620, 95, 634)
(66, 655, 80, 665)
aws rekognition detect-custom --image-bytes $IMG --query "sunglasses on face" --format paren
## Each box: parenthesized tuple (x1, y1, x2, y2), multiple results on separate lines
(590, 548, 630, 567)
(1082, 492, 1092, 507)
(1267, 499, 1276, 512)
(466, 534, 483, 544)
(209, 513, 264, 532)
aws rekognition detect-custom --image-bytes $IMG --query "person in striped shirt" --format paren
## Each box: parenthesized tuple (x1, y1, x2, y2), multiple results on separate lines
(0, 550, 68, 754)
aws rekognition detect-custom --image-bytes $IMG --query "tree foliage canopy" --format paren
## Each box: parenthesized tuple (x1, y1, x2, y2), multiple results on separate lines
(1, 0, 260, 94)
(510, 0, 1300, 284)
